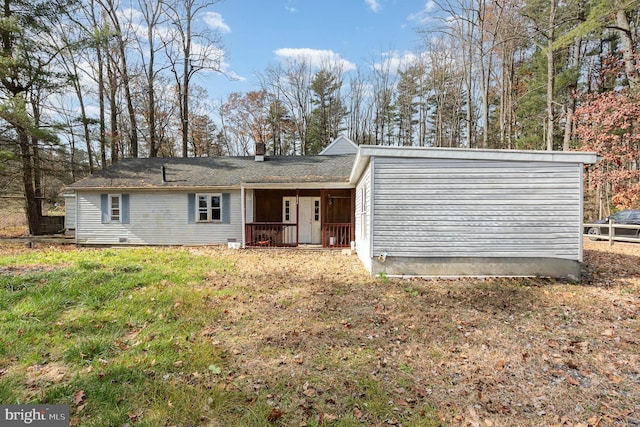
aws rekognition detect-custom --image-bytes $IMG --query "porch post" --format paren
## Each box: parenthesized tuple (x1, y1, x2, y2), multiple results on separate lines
(241, 184, 246, 248)
(320, 189, 326, 247)
(295, 190, 299, 246)
(350, 188, 355, 248)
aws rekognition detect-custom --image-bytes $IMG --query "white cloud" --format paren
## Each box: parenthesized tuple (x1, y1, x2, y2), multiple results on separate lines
(371, 50, 423, 74)
(365, 0, 381, 13)
(203, 12, 231, 33)
(274, 48, 356, 72)
(408, 0, 436, 24)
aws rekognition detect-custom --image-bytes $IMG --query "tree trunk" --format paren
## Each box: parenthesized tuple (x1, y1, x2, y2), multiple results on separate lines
(119, 49, 138, 158)
(107, 53, 119, 163)
(615, 8, 637, 90)
(546, 0, 557, 151)
(98, 45, 107, 168)
(18, 129, 41, 235)
(563, 36, 582, 151)
(182, 56, 189, 157)
(148, 23, 158, 157)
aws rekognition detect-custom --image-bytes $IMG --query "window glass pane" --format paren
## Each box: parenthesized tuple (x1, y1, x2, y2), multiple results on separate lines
(211, 195, 221, 221)
(197, 195, 208, 221)
(111, 195, 120, 221)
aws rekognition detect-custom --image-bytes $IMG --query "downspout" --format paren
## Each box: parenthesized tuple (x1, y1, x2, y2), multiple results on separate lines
(241, 184, 246, 248)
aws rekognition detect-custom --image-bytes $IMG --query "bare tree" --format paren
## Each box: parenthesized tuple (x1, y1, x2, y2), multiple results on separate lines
(345, 70, 374, 145)
(260, 60, 313, 154)
(164, 0, 224, 157)
(369, 53, 397, 146)
(96, 0, 140, 158)
(136, 0, 168, 157)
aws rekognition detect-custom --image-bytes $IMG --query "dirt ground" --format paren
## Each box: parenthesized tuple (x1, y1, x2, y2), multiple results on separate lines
(183, 240, 640, 426)
(1, 239, 638, 426)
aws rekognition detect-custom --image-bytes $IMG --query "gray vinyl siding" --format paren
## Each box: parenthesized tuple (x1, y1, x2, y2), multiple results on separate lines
(321, 137, 358, 155)
(64, 194, 76, 231)
(355, 166, 372, 270)
(76, 190, 242, 245)
(372, 157, 582, 260)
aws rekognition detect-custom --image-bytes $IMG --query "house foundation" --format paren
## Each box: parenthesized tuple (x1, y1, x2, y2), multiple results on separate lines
(371, 256, 581, 280)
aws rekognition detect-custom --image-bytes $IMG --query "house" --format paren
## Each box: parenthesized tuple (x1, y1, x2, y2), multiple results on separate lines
(65, 137, 597, 278)
(350, 145, 597, 279)
(65, 146, 356, 248)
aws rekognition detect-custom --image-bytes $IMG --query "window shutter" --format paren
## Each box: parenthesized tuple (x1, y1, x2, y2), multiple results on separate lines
(187, 193, 195, 224)
(222, 193, 231, 224)
(121, 194, 130, 224)
(100, 194, 108, 223)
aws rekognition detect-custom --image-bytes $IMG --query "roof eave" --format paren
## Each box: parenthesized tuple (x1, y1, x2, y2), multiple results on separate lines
(349, 146, 598, 183)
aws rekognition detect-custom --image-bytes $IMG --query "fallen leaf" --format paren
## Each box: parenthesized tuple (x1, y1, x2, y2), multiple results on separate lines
(565, 375, 579, 386)
(319, 413, 337, 423)
(495, 360, 505, 371)
(353, 407, 363, 419)
(267, 408, 283, 422)
(73, 390, 85, 406)
(128, 409, 143, 422)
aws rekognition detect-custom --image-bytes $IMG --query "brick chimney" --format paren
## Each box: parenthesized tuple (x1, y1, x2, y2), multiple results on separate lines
(255, 142, 266, 161)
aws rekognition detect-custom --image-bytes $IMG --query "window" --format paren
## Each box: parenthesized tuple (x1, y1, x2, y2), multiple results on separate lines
(109, 194, 121, 222)
(314, 200, 320, 221)
(360, 187, 368, 239)
(197, 194, 222, 222)
(284, 200, 290, 221)
(101, 193, 129, 224)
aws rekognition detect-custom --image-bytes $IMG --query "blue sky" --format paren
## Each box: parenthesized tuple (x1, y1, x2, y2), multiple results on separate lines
(202, 0, 436, 102)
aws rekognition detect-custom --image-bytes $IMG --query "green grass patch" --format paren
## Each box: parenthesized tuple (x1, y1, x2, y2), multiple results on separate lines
(0, 246, 237, 425)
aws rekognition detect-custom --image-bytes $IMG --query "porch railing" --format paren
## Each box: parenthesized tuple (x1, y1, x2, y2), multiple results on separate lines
(245, 222, 297, 247)
(322, 223, 352, 248)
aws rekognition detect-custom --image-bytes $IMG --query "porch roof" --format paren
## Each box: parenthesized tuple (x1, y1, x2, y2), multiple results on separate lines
(68, 155, 355, 190)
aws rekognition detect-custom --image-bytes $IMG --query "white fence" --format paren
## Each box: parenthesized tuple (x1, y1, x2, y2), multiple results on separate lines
(583, 220, 640, 245)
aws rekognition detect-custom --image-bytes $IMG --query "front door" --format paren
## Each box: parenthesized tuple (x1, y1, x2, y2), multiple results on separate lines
(283, 196, 321, 244)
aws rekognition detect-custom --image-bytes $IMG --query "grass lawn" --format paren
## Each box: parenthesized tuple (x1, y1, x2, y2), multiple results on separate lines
(0, 241, 638, 426)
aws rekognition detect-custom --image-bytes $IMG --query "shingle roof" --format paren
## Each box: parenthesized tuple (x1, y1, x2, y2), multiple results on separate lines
(67, 155, 355, 190)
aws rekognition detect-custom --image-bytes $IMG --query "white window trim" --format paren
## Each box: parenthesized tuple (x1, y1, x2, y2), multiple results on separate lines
(196, 193, 223, 223)
(109, 194, 122, 223)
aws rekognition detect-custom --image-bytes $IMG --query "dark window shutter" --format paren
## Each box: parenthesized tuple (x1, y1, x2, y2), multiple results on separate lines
(100, 194, 108, 223)
(187, 193, 195, 224)
(222, 193, 231, 224)
(121, 194, 130, 224)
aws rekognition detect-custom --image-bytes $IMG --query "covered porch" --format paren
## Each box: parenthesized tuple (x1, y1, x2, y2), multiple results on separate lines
(243, 188, 354, 248)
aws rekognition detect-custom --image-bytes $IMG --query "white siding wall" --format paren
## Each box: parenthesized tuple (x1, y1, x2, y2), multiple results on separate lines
(245, 189, 254, 223)
(76, 190, 242, 245)
(372, 157, 582, 260)
(355, 166, 372, 270)
(64, 194, 76, 232)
